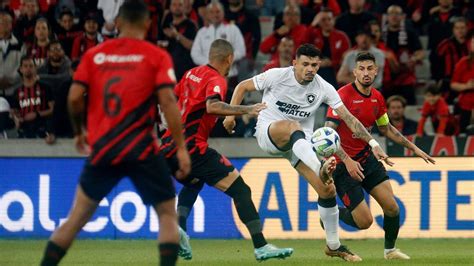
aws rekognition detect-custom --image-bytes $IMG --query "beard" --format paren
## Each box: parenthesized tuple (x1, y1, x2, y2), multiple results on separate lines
(359, 76, 374, 87)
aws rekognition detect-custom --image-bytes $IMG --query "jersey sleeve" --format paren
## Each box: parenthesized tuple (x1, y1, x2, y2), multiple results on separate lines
(73, 51, 91, 88)
(375, 93, 389, 126)
(323, 81, 343, 109)
(326, 106, 341, 125)
(252, 68, 279, 91)
(205, 76, 227, 101)
(451, 60, 464, 83)
(155, 50, 177, 90)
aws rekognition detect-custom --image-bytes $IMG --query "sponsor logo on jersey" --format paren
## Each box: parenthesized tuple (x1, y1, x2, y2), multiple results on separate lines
(213, 86, 221, 93)
(93, 53, 144, 65)
(353, 100, 364, 104)
(275, 101, 311, 117)
(306, 93, 316, 104)
(186, 71, 202, 83)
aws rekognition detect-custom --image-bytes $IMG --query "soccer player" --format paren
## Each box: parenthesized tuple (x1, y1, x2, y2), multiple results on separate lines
(40, 2, 191, 266)
(224, 44, 390, 262)
(325, 52, 435, 260)
(161, 39, 293, 261)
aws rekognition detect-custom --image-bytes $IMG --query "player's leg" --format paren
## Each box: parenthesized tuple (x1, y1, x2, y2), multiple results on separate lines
(177, 180, 205, 231)
(203, 149, 293, 261)
(128, 155, 179, 266)
(268, 120, 322, 175)
(296, 163, 362, 262)
(369, 180, 410, 260)
(40, 162, 120, 266)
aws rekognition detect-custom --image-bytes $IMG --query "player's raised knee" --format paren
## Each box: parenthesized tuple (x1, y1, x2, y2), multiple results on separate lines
(355, 216, 373, 229)
(384, 203, 400, 217)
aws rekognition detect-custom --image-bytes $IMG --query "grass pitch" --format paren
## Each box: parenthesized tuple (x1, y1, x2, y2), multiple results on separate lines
(1, 238, 473, 265)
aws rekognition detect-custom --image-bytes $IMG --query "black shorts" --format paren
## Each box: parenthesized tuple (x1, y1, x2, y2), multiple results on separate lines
(79, 153, 175, 205)
(166, 148, 235, 186)
(333, 153, 389, 211)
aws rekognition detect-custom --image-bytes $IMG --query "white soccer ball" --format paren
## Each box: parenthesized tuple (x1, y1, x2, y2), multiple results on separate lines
(311, 127, 341, 158)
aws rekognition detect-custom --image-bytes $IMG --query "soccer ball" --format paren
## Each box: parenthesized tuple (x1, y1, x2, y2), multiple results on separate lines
(311, 127, 341, 158)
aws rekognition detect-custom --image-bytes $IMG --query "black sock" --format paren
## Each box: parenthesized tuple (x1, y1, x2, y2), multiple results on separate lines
(338, 207, 360, 229)
(177, 182, 204, 231)
(159, 243, 179, 266)
(40, 240, 67, 266)
(225, 177, 267, 248)
(177, 206, 190, 231)
(289, 130, 305, 146)
(383, 214, 400, 249)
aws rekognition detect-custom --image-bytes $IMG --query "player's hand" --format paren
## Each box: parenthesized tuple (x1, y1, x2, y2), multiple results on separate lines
(414, 147, 436, 164)
(223, 116, 236, 134)
(344, 158, 364, 182)
(320, 156, 336, 185)
(276, 25, 289, 36)
(74, 133, 90, 155)
(175, 146, 191, 181)
(248, 103, 267, 116)
(372, 145, 395, 166)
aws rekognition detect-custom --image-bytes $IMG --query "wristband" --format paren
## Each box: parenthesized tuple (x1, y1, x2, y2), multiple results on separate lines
(369, 139, 379, 148)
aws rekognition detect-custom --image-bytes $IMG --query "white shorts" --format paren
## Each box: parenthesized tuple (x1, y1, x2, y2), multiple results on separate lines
(255, 122, 311, 167)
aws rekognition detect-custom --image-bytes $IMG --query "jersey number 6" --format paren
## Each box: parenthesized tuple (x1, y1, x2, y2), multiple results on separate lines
(103, 77, 122, 117)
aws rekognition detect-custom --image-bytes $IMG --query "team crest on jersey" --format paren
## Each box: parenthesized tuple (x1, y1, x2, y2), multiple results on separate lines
(220, 33, 227, 39)
(306, 93, 316, 104)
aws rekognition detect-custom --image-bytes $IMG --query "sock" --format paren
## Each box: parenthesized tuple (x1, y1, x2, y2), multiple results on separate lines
(383, 214, 400, 249)
(177, 183, 204, 231)
(318, 197, 340, 250)
(159, 243, 179, 266)
(40, 240, 67, 266)
(177, 206, 190, 231)
(384, 247, 396, 255)
(225, 177, 268, 249)
(338, 207, 360, 229)
(290, 130, 321, 172)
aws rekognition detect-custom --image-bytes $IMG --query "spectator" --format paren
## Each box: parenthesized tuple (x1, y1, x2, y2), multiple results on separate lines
(427, 0, 461, 53)
(383, 5, 424, 105)
(434, 17, 469, 82)
(260, 4, 307, 60)
(225, 0, 261, 62)
(37, 40, 71, 76)
(262, 36, 293, 71)
(272, 1, 315, 29)
(54, 9, 81, 58)
(259, 0, 285, 16)
(183, 0, 201, 26)
(369, 20, 400, 88)
(13, 0, 39, 46)
(386, 95, 418, 135)
(27, 18, 51, 67)
(71, 10, 104, 60)
(144, 0, 165, 43)
(310, 8, 351, 87)
(51, 60, 77, 138)
(159, 0, 197, 81)
(97, 0, 124, 38)
(305, 0, 341, 17)
(0, 96, 15, 138)
(335, 0, 376, 44)
(191, 0, 245, 99)
(451, 33, 474, 134)
(417, 84, 454, 136)
(0, 12, 24, 96)
(337, 31, 385, 89)
(10, 56, 55, 143)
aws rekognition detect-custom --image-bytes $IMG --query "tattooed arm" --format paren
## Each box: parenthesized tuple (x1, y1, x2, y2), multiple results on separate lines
(378, 123, 435, 164)
(325, 120, 365, 181)
(206, 98, 266, 116)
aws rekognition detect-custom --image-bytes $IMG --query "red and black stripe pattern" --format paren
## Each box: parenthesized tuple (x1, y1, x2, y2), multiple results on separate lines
(15, 82, 51, 117)
(90, 98, 158, 165)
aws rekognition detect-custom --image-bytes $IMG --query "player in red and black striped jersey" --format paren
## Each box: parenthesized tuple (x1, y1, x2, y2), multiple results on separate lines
(40, 2, 190, 266)
(162, 39, 293, 262)
(11, 56, 54, 143)
(325, 52, 435, 260)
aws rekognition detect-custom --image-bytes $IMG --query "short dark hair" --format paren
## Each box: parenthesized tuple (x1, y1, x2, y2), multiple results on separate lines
(47, 39, 62, 50)
(386, 95, 407, 108)
(20, 55, 34, 67)
(209, 39, 234, 62)
(355, 52, 376, 64)
(59, 9, 74, 19)
(295, 44, 321, 59)
(320, 7, 333, 14)
(117, 0, 150, 24)
(425, 83, 441, 95)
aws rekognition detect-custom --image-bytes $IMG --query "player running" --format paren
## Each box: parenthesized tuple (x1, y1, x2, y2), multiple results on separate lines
(40, 2, 190, 266)
(160, 39, 294, 261)
(325, 52, 435, 260)
(224, 44, 392, 262)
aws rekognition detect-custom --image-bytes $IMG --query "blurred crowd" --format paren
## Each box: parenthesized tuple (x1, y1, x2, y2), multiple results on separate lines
(0, 0, 473, 143)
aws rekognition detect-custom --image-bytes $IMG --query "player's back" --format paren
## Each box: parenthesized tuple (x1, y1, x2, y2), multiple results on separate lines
(74, 38, 176, 165)
(327, 83, 386, 161)
(161, 64, 227, 156)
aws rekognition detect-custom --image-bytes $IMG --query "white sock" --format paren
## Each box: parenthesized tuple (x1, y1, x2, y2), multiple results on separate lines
(292, 139, 321, 173)
(319, 205, 341, 250)
(384, 248, 396, 255)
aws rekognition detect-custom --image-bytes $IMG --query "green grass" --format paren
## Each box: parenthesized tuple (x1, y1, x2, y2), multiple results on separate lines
(1, 239, 473, 265)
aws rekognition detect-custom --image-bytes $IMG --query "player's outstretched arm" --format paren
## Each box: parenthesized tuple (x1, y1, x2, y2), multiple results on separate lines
(334, 105, 394, 166)
(325, 121, 365, 181)
(223, 78, 259, 133)
(157, 88, 191, 180)
(206, 98, 266, 116)
(68, 83, 89, 155)
(378, 123, 436, 164)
